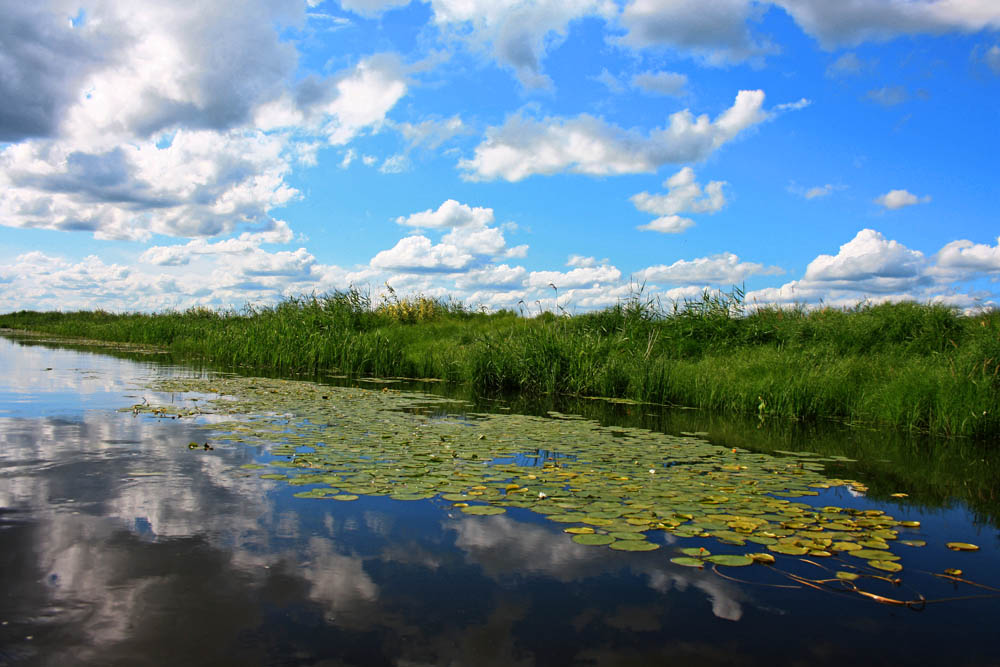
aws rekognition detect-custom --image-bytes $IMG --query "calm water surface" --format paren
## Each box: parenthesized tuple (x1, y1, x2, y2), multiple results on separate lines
(1, 334, 999, 666)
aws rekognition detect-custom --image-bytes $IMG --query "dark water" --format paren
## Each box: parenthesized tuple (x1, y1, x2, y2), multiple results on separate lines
(1, 334, 999, 667)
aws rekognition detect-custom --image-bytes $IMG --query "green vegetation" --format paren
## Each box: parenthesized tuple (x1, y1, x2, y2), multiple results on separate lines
(3, 287, 999, 437)
(130, 373, 986, 606)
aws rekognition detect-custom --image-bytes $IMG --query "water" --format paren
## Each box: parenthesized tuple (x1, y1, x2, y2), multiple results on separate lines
(1, 333, 999, 666)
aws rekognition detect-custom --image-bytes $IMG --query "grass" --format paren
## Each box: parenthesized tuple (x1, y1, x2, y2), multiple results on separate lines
(2, 287, 999, 438)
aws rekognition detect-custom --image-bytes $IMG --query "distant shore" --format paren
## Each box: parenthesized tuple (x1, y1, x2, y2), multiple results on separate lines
(3, 290, 998, 438)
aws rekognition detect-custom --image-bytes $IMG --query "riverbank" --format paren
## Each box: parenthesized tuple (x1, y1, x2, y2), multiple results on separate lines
(3, 290, 998, 437)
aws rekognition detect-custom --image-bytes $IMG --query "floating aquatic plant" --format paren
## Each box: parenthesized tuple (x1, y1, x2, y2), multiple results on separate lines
(125, 374, 996, 607)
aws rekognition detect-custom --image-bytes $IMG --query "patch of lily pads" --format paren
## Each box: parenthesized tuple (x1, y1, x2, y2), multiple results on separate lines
(127, 375, 980, 573)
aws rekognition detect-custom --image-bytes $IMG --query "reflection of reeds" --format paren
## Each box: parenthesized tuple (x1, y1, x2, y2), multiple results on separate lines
(2, 288, 999, 437)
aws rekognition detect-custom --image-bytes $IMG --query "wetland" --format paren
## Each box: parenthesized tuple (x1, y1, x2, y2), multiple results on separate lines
(1, 331, 1000, 666)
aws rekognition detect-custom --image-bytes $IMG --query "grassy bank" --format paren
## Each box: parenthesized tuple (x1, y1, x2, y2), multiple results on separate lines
(2, 289, 999, 437)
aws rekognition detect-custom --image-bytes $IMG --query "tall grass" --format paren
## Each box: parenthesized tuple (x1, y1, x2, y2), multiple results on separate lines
(3, 288, 999, 438)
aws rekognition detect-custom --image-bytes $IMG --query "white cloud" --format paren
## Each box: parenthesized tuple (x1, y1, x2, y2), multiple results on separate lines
(619, 1, 1000, 61)
(772, 0, 1000, 49)
(803, 228, 926, 290)
(527, 265, 622, 289)
(934, 237, 1000, 277)
(636, 215, 696, 234)
(632, 166, 726, 234)
(0, 3, 411, 242)
(372, 199, 520, 272)
(1, 129, 300, 240)
(379, 154, 411, 173)
(340, 148, 356, 168)
(636, 253, 783, 285)
(618, 0, 774, 64)
(428, 0, 616, 88)
(460, 90, 769, 181)
(567, 255, 599, 268)
(396, 199, 495, 229)
(139, 221, 294, 266)
(631, 71, 688, 96)
(371, 235, 476, 272)
(874, 189, 931, 210)
(454, 264, 528, 289)
(395, 115, 469, 150)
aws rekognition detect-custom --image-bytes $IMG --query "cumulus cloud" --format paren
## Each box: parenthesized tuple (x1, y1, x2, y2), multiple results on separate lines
(372, 199, 519, 272)
(527, 265, 622, 289)
(618, 0, 774, 63)
(139, 221, 294, 266)
(0, 2, 409, 242)
(772, 0, 1000, 49)
(396, 199, 494, 229)
(454, 264, 528, 289)
(0, 5, 117, 142)
(619, 1, 1000, 60)
(934, 237, 1000, 279)
(632, 167, 726, 234)
(460, 90, 769, 181)
(801, 228, 927, 294)
(741, 229, 995, 309)
(636, 253, 783, 285)
(428, 0, 616, 88)
(874, 189, 931, 210)
(567, 255, 600, 268)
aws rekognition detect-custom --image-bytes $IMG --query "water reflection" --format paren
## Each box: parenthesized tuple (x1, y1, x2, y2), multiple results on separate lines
(2, 335, 1000, 666)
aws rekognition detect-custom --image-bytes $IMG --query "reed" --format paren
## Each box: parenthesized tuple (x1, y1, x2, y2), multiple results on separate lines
(3, 288, 998, 437)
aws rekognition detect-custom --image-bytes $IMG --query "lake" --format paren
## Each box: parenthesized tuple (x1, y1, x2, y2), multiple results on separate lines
(1, 332, 998, 666)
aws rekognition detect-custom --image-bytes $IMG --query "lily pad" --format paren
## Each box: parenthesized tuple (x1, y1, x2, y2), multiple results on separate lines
(572, 533, 615, 546)
(460, 505, 506, 515)
(946, 542, 980, 551)
(609, 540, 659, 551)
(706, 554, 753, 567)
(868, 560, 903, 573)
(670, 557, 706, 567)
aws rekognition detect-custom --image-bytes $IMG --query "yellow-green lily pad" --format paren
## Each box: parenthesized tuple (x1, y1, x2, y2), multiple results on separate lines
(460, 505, 506, 515)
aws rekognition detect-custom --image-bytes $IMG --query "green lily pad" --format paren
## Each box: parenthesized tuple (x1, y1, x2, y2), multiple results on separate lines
(946, 542, 980, 551)
(332, 494, 359, 501)
(868, 560, 903, 573)
(460, 505, 506, 515)
(670, 557, 706, 567)
(572, 534, 615, 546)
(609, 540, 659, 551)
(768, 544, 809, 556)
(850, 549, 900, 561)
(679, 547, 711, 557)
(706, 554, 753, 567)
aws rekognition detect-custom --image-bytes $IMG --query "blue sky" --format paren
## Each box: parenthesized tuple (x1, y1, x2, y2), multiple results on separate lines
(1, 0, 998, 313)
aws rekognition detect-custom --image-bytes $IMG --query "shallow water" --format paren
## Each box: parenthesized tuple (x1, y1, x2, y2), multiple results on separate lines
(1, 334, 999, 666)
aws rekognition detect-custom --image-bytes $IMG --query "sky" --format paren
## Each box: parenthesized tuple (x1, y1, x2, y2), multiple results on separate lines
(0, 0, 998, 314)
